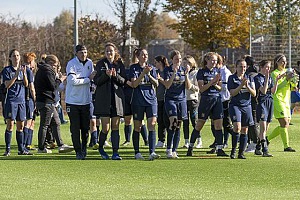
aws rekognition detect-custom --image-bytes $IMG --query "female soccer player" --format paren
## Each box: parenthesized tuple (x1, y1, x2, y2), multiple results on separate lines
(254, 60, 283, 157)
(267, 54, 298, 152)
(94, 43, 126, 160)
(129, 48, 160, 160)
(186, 52, 227, 157)
(164, 50, 191, 158)
(3, 49, 32, 156)
(227, 59, 256, 159)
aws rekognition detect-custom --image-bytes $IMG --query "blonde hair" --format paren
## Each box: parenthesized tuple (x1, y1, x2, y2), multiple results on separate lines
(183, 55, 197, 68)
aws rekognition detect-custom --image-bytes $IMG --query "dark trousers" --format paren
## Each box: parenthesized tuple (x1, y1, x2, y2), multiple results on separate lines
(66, 104, 90, 153)
(248, 101, 259, 143)
(36, 102, 63, 150)
(157, 100, 168, 142)
(183, 99, 198, 140)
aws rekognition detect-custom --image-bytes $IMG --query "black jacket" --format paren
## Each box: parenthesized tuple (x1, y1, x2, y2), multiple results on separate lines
(93, 58, 126, 117)
(34, 63, 61, 104)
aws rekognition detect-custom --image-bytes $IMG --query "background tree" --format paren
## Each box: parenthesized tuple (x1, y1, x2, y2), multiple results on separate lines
(78, 15, 121, 62)
(132, 0, 159, 48)
(251, 0, 300, 53)
(164, 0, 251, 52)
(154, 12, 179, 39)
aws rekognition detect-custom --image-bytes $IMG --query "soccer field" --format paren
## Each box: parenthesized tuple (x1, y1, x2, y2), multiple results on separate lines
(0, 114, 300, 200)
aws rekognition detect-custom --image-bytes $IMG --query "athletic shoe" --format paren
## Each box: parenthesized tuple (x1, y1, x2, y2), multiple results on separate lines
(112, 153, 122, 160)
(121, 141, 130, 146)
(182, 142, 189, 148)
(26, 145, 36, 150)
(206, 148, 216, 154)
(262, 152, 273, 157)
(172, 151, 179, 159)
(254, 149, 262, 155)
(58, 144, 74, 153)
(76, 152, 84, 160)
(18, 150, 33, 155)
(104, 141, 111, 148)
(186, 147, 193, 156)
(149, 152, 161, 161)
(284, 147, 296, 152)
(217, 149, 229, 157)
(135, 153, 145, 160)
(99, 149, 110, 160)
(238, 154, 246, 159)
(92, 143, 99, 150)
(195, 138, 203, 148)
(38, 148, 52, 153)
(155, 141, 165, 148)
(166, 149, 173, 159)
(230, 149, 236, 159)
(245, 142, 256, 153)
(3, 151, 10, 156)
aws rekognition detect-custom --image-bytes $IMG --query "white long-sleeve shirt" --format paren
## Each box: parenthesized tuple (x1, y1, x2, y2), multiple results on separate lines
(186, 69, 199, 101)
(65, 56, 94, 105)
(219, 65, 232, 102)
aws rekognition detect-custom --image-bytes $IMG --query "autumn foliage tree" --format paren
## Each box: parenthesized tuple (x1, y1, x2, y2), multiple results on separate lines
(164, 0, 251, 52)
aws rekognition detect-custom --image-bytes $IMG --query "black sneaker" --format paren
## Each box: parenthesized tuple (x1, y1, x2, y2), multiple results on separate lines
(284, 147, 296, 152)
(254, 149, 262, 155)
(186, 147, 193, 156)
(209, 142, 216, 148)
(3, 151, 10, 156)
(238, 154, 246, 159)
(262, 152, 273, 157)
(217, 149, 229, 157)
(206, 148, 216, 154)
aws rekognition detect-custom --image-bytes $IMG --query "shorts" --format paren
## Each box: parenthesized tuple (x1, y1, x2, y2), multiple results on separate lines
(197, 95, 223, 120)
(273, 100, 290, 119)
(256, 98, 273, 123)
(291, 91, 300, 103)
(4, 101, 26, 121)
(164, 99, 187, 120)
(229, 104, 254, 127)
(132, 104, 157, 121)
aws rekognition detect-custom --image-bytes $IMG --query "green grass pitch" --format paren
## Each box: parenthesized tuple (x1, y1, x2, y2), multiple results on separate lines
(0, 114, 300, 199)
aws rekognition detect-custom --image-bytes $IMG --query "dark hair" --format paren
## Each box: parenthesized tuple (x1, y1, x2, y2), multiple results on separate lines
(132, 48, 146, 64)
(45, 54, 59, 65)
(297, 60, 300, 67)
(259, 60, 271, 70)
(235, 59, 246, 68)
(8, 49, 18, 66)
(244, 55, 255, 67)
(155, 55, 169, 68)
(169, 50, 181, 60)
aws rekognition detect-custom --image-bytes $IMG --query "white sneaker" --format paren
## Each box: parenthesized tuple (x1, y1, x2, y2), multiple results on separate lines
(149, 152, 161, 160)
(155, 141, 165, 148)
(245, 142, 256, 153)
(183, 142, 189, 148)
(104, 141, 111, 148)
(135, 152, 145, 160)
(172, 151, 179, 159)
(224, 144, 228, 149)
(38, 148, 52, 153)
(196, 138, 202, 148)
(166, 149, 173, 159)
(58, 144, 74, 153)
